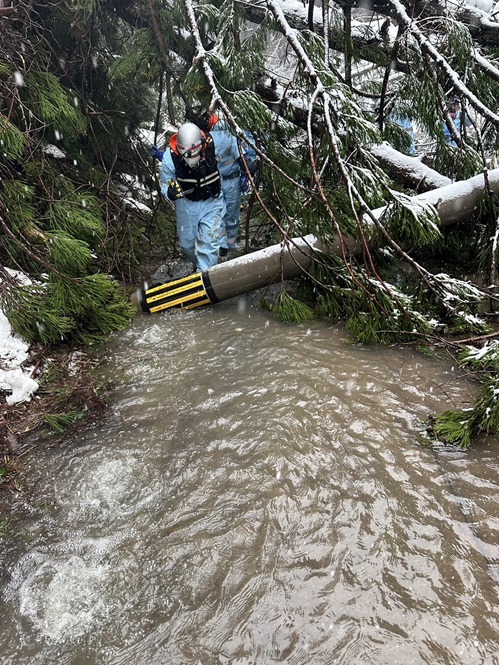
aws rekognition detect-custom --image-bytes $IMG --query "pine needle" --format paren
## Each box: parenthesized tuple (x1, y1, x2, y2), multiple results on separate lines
(273, 290, 313, 323)
(44, 410, 86, 433)
(431, 409, 474, 449)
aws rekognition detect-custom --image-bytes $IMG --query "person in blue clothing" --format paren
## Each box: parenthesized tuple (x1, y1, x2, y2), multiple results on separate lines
(443, 98, 471, 147)
(239, 128, 258, 194)
(156, 122, 242, 272)
(388, 112, 415, 156)
(185, 106, 258, 255)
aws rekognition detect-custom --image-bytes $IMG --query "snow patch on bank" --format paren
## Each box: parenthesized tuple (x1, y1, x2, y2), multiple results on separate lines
(0, 269, 39, 405)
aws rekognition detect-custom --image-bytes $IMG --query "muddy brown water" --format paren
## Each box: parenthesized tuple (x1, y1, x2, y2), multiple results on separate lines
(1, 294, 498, 664)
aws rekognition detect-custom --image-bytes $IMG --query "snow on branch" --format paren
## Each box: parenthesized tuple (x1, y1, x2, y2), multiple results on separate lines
(388, 0, 499, 127)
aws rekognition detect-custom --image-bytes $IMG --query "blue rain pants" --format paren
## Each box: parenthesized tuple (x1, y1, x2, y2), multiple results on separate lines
(220, 175, 241, 249)
(173, 195, 225, 271)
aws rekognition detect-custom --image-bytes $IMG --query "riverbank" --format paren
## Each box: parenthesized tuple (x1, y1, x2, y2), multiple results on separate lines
(0, 251, 231, 520)
(0, 190, 268, 524)
(0, 345, 108, 521)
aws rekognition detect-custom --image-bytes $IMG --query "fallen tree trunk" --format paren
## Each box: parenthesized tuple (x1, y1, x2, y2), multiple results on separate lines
(254, 79, 452, 193)
(369, 143, 452, 192)
(376, 167, 499, 226)
(135, 168, 499, 314)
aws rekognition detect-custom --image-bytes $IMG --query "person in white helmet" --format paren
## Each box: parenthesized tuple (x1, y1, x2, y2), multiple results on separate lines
(185, 105, 258, 255)
(159, 122, 241, 271)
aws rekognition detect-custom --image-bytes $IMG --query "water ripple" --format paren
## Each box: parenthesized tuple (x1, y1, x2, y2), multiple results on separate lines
(1, 300, 498, 664)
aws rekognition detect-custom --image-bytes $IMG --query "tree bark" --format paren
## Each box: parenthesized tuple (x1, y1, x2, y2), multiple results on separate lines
(371, 167, 499, 227)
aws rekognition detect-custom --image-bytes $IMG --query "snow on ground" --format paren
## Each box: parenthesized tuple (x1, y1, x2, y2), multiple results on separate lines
(0, 269, 39, 405)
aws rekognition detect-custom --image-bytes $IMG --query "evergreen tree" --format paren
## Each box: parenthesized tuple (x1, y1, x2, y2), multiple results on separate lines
(137, 0, 499, 447)
(0, 0, 157, 345)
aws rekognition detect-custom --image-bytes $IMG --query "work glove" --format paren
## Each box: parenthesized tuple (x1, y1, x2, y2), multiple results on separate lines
(150, 145, 164, 161)
(240, 173, 249, 193)
(237, 157, 258, 176)
(167, 179, 183, 201)
(246, 158, 258, 176)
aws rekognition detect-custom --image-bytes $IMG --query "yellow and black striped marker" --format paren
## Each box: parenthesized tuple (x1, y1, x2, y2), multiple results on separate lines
(136, 272, 219, 314)
(131, 234, 325, 316)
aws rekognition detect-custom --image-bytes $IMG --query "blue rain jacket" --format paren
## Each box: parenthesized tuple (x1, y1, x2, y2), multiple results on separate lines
(211, 123, 255, 249)
(443, 113, 471, 147)
(389, 114, 415, 156)
(160, 131, 242, 270)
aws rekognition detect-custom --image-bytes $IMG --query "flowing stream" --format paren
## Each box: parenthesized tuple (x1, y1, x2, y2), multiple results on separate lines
(1, 294, 498, 664)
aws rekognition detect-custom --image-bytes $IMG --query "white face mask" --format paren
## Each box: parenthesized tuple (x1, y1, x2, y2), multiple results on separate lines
(183, 155, 201, 168)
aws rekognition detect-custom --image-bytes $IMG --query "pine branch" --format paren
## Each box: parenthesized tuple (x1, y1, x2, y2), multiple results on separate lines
(388, 0, 499, 128)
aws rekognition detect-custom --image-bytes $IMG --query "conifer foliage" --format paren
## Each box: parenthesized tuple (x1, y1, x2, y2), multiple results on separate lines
(0, 0, 152, 345)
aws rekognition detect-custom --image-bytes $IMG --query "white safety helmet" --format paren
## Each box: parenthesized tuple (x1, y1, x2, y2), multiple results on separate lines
(176, 122, 205, 168)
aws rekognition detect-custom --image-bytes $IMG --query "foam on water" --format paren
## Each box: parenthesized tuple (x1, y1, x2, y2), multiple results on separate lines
(17, 555, 111, 642)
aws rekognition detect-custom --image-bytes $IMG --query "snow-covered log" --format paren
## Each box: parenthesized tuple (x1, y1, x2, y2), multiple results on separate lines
(375, 166, 499, 226)
(370, 143, 452, 192)
(253, 82, 451, 194)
